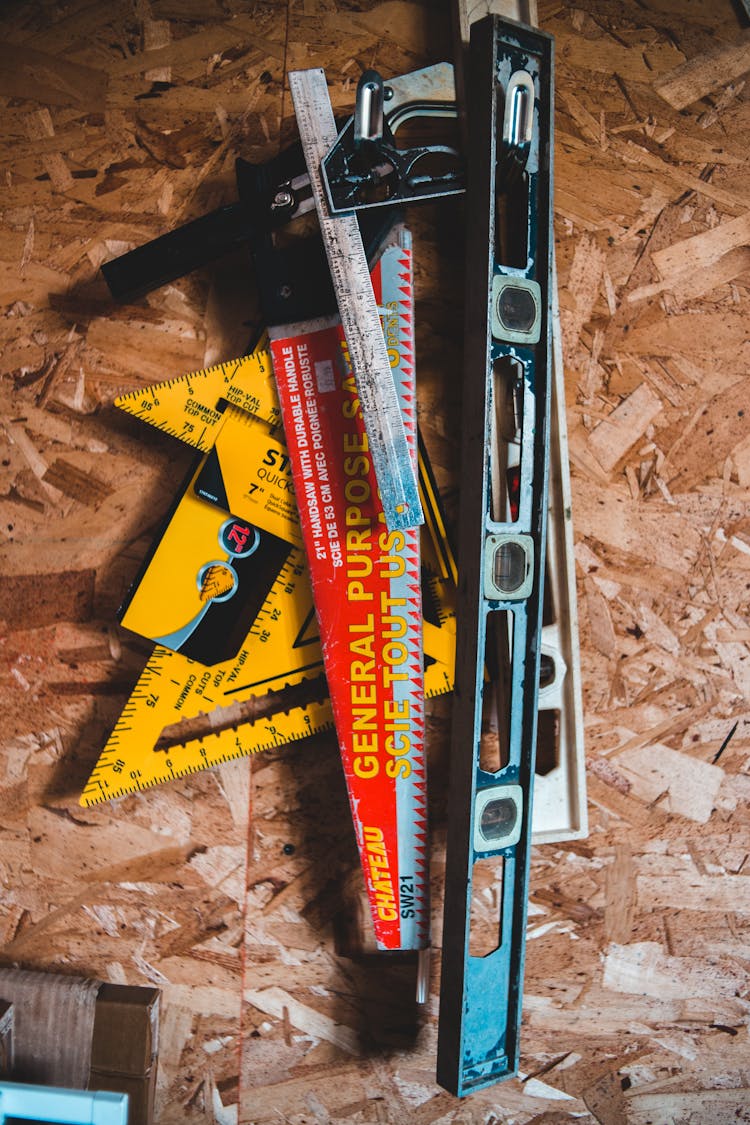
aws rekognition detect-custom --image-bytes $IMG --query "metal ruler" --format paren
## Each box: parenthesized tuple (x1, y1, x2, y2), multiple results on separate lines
(437, 14, 554, 1095)
(288, 68, 423, 533)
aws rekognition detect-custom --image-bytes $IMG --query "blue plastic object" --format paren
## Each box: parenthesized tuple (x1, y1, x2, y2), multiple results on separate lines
(0, 1080, 128, 1124)
(436, 15, 554, 1097)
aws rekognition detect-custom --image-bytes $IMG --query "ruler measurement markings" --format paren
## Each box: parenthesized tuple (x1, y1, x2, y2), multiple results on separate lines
(223, 661, 326, 695)
(288, 68, 423, 532)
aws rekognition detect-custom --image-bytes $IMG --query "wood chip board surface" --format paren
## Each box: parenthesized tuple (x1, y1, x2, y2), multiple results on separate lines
(1, 1, 750, 1122)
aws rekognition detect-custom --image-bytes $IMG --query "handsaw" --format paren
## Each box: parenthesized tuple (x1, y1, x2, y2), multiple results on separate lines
(270, 229, 429, 953)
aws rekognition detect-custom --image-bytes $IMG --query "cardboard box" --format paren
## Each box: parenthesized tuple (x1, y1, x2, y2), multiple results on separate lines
(90, 985, 159, 1076)
(89, 984, 160, 1125)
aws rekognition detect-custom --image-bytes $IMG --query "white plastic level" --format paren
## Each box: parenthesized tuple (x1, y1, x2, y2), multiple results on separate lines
(531, 260, 588, 845)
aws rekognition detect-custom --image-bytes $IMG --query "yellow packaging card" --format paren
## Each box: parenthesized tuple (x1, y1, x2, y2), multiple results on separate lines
(119, 407, 299, 665)
(194, 407, 301, 549)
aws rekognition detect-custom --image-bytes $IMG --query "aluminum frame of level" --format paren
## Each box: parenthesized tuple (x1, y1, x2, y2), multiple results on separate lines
(437, 14, 554, 1096)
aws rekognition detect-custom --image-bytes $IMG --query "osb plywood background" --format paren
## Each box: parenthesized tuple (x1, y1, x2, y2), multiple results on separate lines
(1, 0, 750, 1122)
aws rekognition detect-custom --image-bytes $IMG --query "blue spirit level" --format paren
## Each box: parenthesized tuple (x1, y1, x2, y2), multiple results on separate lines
(436, 14, 554, 1095)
